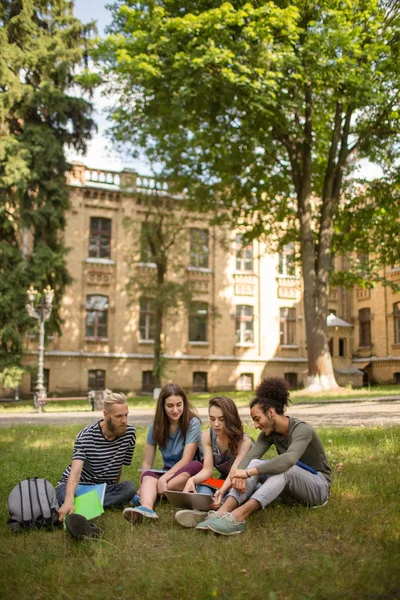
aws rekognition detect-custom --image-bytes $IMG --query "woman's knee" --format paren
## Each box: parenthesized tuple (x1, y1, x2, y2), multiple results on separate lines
(168, 473, 190, 490)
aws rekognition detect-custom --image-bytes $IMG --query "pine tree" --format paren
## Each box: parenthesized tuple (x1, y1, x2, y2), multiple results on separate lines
(0, 0, 96, 388)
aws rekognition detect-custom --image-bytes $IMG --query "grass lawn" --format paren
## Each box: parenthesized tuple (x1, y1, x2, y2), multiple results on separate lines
(1, 385, 400, 414)
(0, 424, 399, 600)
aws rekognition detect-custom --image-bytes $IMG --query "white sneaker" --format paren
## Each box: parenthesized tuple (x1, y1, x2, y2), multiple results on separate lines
(175, 509, 208, 528)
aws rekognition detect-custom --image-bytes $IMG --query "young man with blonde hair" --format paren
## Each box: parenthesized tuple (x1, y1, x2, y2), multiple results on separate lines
(56, 390, 136, 535)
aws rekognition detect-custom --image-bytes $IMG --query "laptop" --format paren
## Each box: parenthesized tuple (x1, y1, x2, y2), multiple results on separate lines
(165, 490, 213, 511)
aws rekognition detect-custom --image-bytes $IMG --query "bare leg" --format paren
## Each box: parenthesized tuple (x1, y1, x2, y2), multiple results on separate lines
(218, 495, 239, 513)
(139, 476, 159, 510)
(167, 472, 191, 491)
(231, 499, 261, 523)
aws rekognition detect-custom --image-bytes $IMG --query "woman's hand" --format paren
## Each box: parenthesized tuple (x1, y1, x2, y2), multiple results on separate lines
(183, 477, 196, 493)
(157, 476, 169, 496)
(210, 490, 222, 509)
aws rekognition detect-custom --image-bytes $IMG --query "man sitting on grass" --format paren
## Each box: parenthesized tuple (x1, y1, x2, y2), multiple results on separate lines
(57, 389, 137, 538)
(197, 377, 331, 536)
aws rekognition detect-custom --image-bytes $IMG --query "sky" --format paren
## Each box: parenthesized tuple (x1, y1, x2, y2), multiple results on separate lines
(68, 1, 154, 174)
(69, 1, 382, 179)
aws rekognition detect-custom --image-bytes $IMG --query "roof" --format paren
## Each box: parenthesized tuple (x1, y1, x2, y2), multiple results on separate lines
(327, 313, 353, 328)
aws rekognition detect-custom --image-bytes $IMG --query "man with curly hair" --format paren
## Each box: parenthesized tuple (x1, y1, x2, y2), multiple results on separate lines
(196, 377, 331, 535)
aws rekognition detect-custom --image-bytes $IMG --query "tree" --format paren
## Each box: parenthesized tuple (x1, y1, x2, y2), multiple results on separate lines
(0, 0, 96, 388)
(96, 0, 400, 390)
(124, 186, 197, 388)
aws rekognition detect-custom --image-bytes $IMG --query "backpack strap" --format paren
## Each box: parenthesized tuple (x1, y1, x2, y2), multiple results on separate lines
(27, 479, 35, 526)
(33, 478, 46, 520)
(18, 481, 24, 522)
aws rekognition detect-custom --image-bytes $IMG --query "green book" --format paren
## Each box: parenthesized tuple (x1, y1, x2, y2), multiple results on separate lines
(73, 489, 104, 520)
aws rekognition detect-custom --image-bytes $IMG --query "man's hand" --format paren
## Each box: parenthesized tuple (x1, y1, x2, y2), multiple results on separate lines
(58, 499, 75, 521)
(157, 476, 169, 496)
(231, 477, 247, 493)
(183, 478, 196, 493)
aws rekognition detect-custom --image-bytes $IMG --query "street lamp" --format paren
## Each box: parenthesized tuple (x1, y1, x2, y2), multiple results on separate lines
(26, 286, 54, 412)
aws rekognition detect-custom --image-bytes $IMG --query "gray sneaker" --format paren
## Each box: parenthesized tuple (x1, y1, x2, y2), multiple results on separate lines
(207, 512, 245, 536)
(175, 510, 208, 528)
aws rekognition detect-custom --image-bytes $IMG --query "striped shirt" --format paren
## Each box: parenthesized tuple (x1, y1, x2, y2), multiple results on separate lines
(58, 421, 136, 485)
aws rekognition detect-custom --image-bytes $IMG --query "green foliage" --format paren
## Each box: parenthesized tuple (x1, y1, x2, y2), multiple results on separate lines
(0, 366, 25, 389)
(96, 0, 400, 384)
(0, 1, 96, 379)
(125, 193, 199, 384)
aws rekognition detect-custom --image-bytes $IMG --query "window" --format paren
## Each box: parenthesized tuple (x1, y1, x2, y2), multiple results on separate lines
(190, 228, 209, 269)
(394, 303, 400, 344)
(359, 308, 371, 347)
(88, 370, 105, 390)
(189, 302, 208, 342)
(284, 372, 298, 390)
(30, 369, 50, 393)
(86, 295, 108, 339)
(357, 253, 369, 277)
(235, 305, 254, 344)
(394, 372, 400, 385)
(238, 373, 253, 391)
(278, 243, 296, 277)
(328, 337, 334, 356)
(139, 298, 155, 340)
(339, 338, 346, 357)
(280, 307, 296, 345)
(89, 217, 111, 259)
(140, 222, 157, 263)
(193, 372, 208, 392)
(142, 371, 155, 393)
(235, 234, 253, 271)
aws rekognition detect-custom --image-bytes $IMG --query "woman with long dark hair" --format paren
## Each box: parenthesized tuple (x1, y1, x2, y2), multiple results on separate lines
(174, 395, 253, 528)
(197, 378, 331, 536)
(123, 383, 202, 523)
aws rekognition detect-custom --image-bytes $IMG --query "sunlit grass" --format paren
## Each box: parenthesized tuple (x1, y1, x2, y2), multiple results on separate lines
(0, 425, 399, 599)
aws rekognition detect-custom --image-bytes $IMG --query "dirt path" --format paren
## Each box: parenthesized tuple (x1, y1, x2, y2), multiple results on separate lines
(0, 398, 399, 428)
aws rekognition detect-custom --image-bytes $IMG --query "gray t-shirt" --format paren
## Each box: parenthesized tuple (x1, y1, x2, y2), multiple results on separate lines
(238, 416, 331, 484)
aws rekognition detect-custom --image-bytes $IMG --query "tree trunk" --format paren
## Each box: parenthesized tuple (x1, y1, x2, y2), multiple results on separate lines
(302, 243, 340, 392)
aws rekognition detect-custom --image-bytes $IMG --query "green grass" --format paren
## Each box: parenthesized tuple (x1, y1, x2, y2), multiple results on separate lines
(1, 385, 399, 414)
(0, 424, 399, 600)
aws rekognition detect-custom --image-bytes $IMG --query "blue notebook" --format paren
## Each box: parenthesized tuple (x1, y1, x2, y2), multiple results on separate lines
(75, 483, 106, 505)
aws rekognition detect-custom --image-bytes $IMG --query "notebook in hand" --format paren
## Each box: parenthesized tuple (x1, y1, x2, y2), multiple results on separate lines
(165, 490, 213, 511)
(76, 483, 106, 505)
(138, 468, 167, 474)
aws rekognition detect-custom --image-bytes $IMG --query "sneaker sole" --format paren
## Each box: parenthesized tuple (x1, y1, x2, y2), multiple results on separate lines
(65, 514, 101, 540)
(207, 523, 244, 536)
(123, 508, 158, 523)
(195, 522, 212, 531)
(175, 510, 208, 528)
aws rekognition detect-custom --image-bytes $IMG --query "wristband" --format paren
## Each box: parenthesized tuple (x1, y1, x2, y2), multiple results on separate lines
(246, 469, 250, 478)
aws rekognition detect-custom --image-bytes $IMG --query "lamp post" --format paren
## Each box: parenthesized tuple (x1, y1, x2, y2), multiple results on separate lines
(26, 286, 54, 413)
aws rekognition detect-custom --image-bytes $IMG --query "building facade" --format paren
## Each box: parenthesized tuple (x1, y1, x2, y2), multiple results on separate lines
(15, 163, 400, 397)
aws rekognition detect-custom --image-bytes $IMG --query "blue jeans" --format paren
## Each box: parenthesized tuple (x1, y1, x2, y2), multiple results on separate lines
(195, 484, 215, 496)
(56, 480, 136, 508)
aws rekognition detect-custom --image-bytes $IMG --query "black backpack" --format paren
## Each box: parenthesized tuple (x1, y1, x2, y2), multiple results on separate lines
(7, 478, 60, 533)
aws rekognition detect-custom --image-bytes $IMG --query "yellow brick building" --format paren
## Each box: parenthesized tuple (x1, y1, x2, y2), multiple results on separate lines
(16, 163, 400, 397)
